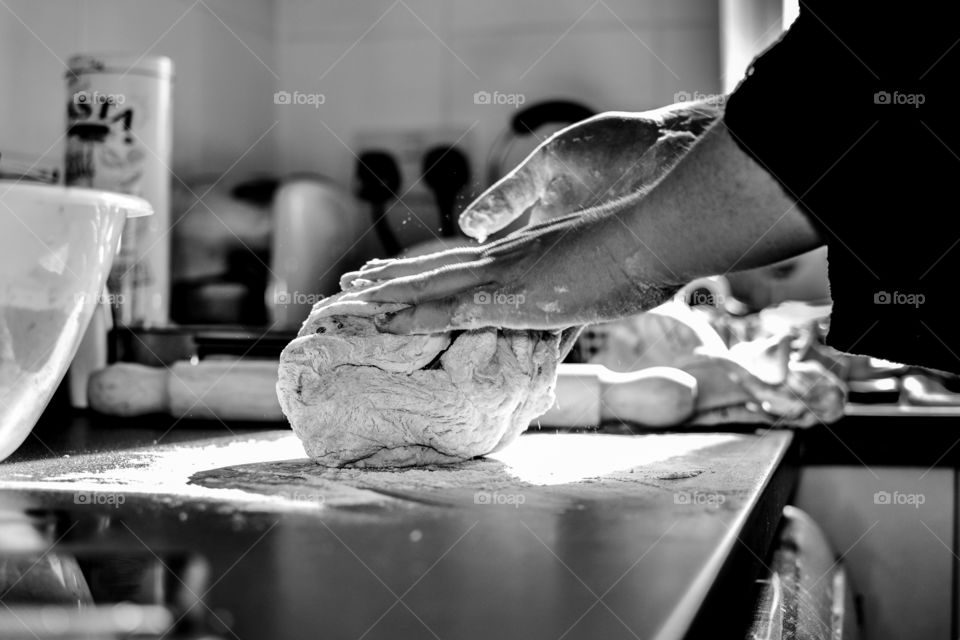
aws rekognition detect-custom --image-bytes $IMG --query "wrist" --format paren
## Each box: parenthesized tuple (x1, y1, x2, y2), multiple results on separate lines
(588, 216, 684, 318)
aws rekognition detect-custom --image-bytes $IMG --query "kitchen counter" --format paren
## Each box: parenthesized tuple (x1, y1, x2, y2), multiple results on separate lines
(0, 414, 796, 639)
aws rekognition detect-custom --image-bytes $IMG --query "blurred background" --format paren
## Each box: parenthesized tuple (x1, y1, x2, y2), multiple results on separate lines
(2, 0, 725, 181)
(0, 0, 819, 333)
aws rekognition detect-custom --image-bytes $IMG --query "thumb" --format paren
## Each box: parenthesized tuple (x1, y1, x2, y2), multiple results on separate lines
(459, 154, 547, 242)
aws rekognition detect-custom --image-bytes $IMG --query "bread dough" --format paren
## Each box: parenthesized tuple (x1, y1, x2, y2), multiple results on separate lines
(276, 294, 562, 468)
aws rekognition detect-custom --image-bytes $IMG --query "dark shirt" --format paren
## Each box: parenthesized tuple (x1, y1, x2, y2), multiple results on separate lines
(724, 2, 960, 372)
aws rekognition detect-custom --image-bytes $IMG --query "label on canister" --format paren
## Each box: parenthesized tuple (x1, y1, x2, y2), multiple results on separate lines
(65, 54, 173, 326)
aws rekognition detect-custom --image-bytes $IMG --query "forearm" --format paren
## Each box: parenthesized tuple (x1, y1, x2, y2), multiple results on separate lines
(612, 120, 824, 286)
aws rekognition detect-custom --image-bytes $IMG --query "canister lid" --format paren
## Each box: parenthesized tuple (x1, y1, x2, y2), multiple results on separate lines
(67, 54, 174, 80)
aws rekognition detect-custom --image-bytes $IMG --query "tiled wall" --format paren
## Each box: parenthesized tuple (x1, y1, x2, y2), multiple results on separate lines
(0, 0, 721, 187)
(275, 0, 721, 185)
(0, 0, 276, 180)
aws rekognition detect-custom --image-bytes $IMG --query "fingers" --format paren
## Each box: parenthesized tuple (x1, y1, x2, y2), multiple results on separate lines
(339, 247, 481, 290)
(376, 291, 569, 334)
(376, 300, 465, 334)
(459, 157, 546, 241)
(340, 205, 584, 293)
(346, 260, 497, 305)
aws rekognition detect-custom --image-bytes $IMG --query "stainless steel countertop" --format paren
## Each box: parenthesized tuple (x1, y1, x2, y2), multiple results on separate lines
(0, 413, 795, 639)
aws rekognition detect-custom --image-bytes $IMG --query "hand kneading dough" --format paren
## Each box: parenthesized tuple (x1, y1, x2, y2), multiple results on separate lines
(276, 293, 562, 468)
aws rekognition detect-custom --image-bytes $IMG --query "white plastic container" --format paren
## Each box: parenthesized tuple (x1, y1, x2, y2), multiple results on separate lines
(65, 54, 173, 326)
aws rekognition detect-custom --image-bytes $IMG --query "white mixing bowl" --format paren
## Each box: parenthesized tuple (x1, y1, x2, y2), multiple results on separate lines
(0, 181, 152, 460)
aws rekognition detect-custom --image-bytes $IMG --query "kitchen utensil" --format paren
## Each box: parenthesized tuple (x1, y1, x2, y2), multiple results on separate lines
(846, 355, 909, 380)
(0, 182, 152, 461)
(89, 360, 284, 421)
(901, 373, 960, 406)
(355, 151, 403, 256)
(421, 145, 470, 238)
(66, 54, 174, 326)
(87, 360, 692, 428)
(843, 378, 900, 405)
(265, 176, 369, 330)
(486, 99, 594, 186)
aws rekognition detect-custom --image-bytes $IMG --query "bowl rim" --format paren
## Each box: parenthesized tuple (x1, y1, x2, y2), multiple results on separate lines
(0, 181, 153, 218)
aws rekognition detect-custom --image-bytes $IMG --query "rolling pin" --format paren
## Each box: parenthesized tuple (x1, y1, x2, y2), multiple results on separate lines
(87, 361, 698, 427)
(88, 360, 286, 422)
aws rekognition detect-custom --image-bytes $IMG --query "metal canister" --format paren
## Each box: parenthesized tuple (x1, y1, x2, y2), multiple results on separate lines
(65, 54, 173, 326)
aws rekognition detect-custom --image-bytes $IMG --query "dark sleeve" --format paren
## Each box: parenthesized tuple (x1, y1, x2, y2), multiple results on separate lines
(724, 7, 960, 373)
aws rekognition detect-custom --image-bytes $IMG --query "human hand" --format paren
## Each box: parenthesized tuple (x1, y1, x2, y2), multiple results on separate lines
(340, 102, 722, 334)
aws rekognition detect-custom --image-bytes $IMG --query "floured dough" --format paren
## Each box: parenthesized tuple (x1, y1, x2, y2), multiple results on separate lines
(276, 294, 562, 468)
